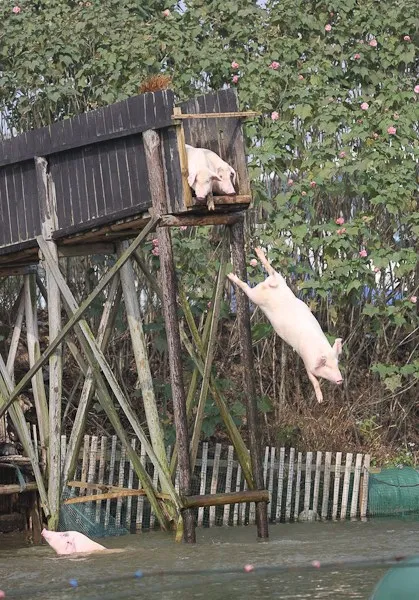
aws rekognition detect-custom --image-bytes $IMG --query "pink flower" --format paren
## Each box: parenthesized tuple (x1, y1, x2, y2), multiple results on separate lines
(410, 296, 417, 304)
(372, 132, 379, 139)
(339, 151, 346, 158)
(231, 61, 239, 69)
(162, 8, 170, 16)
(310, 181, 316, 188)
(362, 216, 369, 221)
(180, 226, 188, 231)
(369, 39, 377, 47)
(387, 126, 397, 135)
(287, 179, 294, 186)
(335, 217, 345, 225)
(414, 85, 419, 94)
(359, 249, 368, 258)
(232, 75, 239, 84)
(403, 35, 411, 42)
(12, 5, 21, 12)
(325, 24, 332, 32)
(298, 74, 304, 80)
(337, 228, 346, 235)
(360, 102, 369, 110)
(357, 119, 363, 124)
(374, 267, 380, 273)
(151, 247, 160, 256)
(354, 53, 361, 59)
(244, 564, 254, 573)
(152, 238, 159, 246)
(301, 191, 307, 196)
(269, 61, 280, 70)
(271, 111, 279, 120)
(249, 259, 258, 267)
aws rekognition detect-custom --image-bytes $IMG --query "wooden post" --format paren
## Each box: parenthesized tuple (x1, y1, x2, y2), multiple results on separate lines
(143, 129, 195, 543)
(36, 156, 62, 530)
(229, 220, 268, 538)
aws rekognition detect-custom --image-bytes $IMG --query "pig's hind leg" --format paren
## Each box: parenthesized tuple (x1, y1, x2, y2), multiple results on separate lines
(254, 247, 276, 277)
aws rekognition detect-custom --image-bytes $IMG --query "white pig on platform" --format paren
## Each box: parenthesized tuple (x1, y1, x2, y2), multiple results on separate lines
(41, 528, 107, 555)
(185, 144, 237, 210)
(227, 247, 343, 403)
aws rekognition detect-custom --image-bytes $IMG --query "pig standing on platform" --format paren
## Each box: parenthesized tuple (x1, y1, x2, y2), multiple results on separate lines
(227, 247, 343, 403)
(185, 144, 237, 210)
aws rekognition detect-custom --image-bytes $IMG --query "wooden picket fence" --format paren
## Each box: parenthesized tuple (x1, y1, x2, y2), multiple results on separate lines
(58, 434, 371, 530)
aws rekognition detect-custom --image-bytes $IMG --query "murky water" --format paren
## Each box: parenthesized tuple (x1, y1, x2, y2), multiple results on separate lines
(1, 519, 418, 599)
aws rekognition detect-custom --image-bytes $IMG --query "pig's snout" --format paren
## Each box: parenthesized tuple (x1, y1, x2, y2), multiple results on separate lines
(336, 379, 343, 385)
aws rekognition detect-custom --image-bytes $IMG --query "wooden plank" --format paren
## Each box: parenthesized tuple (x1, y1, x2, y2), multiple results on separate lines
(149, 453, 159, 530)
(115, 445, 126, 528)
(96, 436, 107, 524)
(172, 111, 259, 120)
(185, 489, 269, 509)
(60, 435, 67, 476)
(240, 480, 248, 524)
(267, 446, 275, 519)
(197, 442, 208, 527)
(275, 447, 285, 523)
(285, 447, 295, 522)
(304, 451, 313, 512)
(360, 454, 371, 521)
(332, 452, 342, 521)
(80, 435, 90, 495)
(293, 452, 302, 521)
(105, 435, 117, 528)
(262, 446, 270, 487)
(340, 453, 353, 520)
(321, 452, 332, 520)
(6, 290, 25, 383)
(312, 451, 322, 517)
(87, 435, 98, 494)
(126, 439, 136, 529)
(0, 169, 12, 245)
(222, 445, 234, 526)
(233, 463, 242, 526)
(209, 443, 222, 527)
(135, 442, 147, 531)
(0, 91, 176, 168)
(350, 453, 363, 521)
(0, 483, 38, 495)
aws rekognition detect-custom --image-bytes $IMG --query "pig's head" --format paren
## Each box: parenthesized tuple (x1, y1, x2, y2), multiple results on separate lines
(188, 167, 222, 201)
(313, 338, 343, 385)
(211, 164, 237, 196)
(41, 528, 76, 555)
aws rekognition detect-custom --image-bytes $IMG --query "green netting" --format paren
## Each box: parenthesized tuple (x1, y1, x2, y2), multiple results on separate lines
(368, 467, 419, 518)
(59, 486, 129, 537)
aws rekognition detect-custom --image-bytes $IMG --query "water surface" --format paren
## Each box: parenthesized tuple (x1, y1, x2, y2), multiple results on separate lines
(1, 519, 418, 599)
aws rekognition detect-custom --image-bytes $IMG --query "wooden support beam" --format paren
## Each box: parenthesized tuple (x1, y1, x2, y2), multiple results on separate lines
(229, 220, 269, 539)
(173, 107, 193, 208)
(6, 289, 25, 383)
(0, 483, 38, 495)
(0, 265, 39, 277)
(183, 489, 269, 509)
(37, 236, 180, 526)
(144, 128, 195, 544)
(57, 243, 116, 257)
(160, 213, 244, 227)
(0, 217, 159, 419)
(36, 155, 63, 531)
(172, 111, 260, 120)
(62, 277, 121, 485)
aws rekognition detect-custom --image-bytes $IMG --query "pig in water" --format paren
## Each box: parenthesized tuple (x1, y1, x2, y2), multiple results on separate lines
(41, 528, 106, 555)
(185, 144, 237, 210)
(227, 247, 343, 403)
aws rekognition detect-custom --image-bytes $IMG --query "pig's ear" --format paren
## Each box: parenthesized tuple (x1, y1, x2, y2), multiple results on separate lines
(187, 170, 196, 187)
(210, 170, 222, 182)
(315, 355, 327, 370)
(333, 338, 343, 358)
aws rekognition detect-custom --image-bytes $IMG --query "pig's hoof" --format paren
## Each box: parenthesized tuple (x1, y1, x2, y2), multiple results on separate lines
(227, 272, 239, 284)
(207, 199, 215, 211)
(254, 247, 265, 260)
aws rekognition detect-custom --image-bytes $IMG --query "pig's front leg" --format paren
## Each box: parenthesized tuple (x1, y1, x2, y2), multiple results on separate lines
(207, 193, 215, 211)
(307, 371, 323, 403)
(254, 247, 276, 277)
(227, 273, 254, 301)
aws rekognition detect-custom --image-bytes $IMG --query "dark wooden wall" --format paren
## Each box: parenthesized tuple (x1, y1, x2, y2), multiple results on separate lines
(0, 88, 249, 260)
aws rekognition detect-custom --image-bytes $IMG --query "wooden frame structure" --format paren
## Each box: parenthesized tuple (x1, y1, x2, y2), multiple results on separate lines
(0, 88, 268, 542)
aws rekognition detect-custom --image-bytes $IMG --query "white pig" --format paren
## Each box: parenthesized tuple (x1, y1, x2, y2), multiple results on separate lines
(185, 144, 237, 210)
(41, 528, 107, 555)
(227, 247, 343, 403)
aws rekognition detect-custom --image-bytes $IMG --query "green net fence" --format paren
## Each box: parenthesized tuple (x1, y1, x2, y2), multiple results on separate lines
(368, 467, 419, 518)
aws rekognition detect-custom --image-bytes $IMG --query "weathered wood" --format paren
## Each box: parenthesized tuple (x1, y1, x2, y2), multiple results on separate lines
(233, 463, 242, 525)
(115, 445, 126, 528)
(190, 238, 228, 469)
(209, 443, 222, 526)
(23, 275, 49, 451)
(332, 452, 342, 521)
(229, 220, 268, 538)
(172, 107, 193, 209)
(6, 290, 25, 382)
(312, 451, 322, 517)
(197, 442, 209, 527)
(276, 447, 285, 522)
(350, 453, 363, 520)
(58, 243, 116, 257)
(117, 240, 171, 495)
(144, 128, 195, 543)
(36, 156, 63, 531)
(223, 445, 234, 526)
(0, 216, 159, 419)
(135, 442, 147, 530)
(360, 454, 370, 521)
(294, 452, 302, 521)
(304, 451, 313, 512)
(62, 277, 121, 485)
(321, 452, 332, 520)
(340, 453, 353, 520)
(126, 439, 136, 528)
(105, 436, 117, 528)
(0, 483, 38, 495)
(285, 447, 295, 522)
(172, 111, 259, 120)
